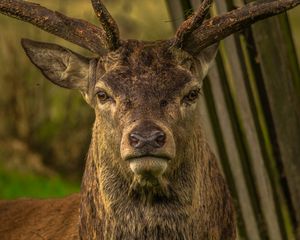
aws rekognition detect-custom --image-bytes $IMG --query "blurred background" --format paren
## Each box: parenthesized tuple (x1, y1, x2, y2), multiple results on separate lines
(0, 0, 299, 199)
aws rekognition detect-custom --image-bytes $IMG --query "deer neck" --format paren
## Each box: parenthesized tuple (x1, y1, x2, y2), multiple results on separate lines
(79, 128, 214, 239)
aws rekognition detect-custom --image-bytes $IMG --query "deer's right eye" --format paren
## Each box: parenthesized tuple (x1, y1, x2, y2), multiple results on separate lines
(97, 90, 111, 103)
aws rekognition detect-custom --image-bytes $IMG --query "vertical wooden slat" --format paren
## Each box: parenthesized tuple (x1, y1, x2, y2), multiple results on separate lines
(240, 35, 292, 240)
(241, 28, 295, 239)
(221, 33, 283, 240)
(205, 0, 281, 238)
(207, 61, 260, 239)
(213, 7, 267, 239)
(249, 13, 300, 238)
(202, 72, 247, 239)
(215, 1, 285, 238)
(232, 2, 296, 239)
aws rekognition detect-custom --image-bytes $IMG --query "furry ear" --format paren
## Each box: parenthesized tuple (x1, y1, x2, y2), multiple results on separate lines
(195, 43, 219, 78)
(21, 39, 90, 91)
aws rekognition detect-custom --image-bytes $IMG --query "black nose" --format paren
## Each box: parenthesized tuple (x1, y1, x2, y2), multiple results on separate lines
(129, 128, 166, 149)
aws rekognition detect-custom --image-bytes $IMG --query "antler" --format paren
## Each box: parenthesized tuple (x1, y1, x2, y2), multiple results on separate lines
(173, 0, 213, 48)
(1, 0, 299, 56)
(0, 0, 120, 54)
(173, 0, 300, 55)
(91, 0, 121, 51)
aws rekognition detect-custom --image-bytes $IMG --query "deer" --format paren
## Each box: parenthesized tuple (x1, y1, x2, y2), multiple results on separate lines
(0, 0, 299, 239)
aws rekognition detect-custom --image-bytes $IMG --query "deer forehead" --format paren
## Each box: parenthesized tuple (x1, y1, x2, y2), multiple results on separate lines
(96, 41, 195, 98)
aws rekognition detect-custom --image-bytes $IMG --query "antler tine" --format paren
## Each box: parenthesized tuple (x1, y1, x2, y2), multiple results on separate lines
(173, 0, 300, 55)
(173, 0, 213, 48)
(91, 0, 121, 51)
(0, 0, 117, 54)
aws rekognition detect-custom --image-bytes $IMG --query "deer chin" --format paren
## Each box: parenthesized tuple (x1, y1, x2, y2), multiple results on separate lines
(128, 156, 169, 177)
(126, 156, 171, 200)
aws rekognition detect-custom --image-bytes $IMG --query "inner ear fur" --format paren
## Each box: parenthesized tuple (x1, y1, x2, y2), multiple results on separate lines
(173, 43, 218, 80)
(196, 43, 219, 78)
(21, 39, 91, 91)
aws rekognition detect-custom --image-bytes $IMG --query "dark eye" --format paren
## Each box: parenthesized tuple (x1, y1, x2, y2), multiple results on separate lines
(97, 90, 110, 103)
(183, 89, 200, 103)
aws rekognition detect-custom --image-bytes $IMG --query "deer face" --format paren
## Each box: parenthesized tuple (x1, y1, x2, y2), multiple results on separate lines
(21, 39, 217, 192)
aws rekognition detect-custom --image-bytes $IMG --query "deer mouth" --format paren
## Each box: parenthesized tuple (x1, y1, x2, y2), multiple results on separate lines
(126, 155, 170, 177)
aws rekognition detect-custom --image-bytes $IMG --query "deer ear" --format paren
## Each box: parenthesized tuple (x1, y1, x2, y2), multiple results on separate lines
(21, 39, 90, 91)
(195, 43, 219, 78)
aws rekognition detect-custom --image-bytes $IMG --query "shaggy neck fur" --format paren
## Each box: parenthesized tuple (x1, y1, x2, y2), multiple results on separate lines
(79, 121, 236, 240)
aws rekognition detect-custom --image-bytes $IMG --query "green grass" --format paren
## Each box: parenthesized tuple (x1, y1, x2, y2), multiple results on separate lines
(0, 168, 80, 199)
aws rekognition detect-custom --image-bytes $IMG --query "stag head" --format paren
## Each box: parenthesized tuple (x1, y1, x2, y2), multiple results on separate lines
(20, 31, 218, 198)
(0, 0, 299, 194)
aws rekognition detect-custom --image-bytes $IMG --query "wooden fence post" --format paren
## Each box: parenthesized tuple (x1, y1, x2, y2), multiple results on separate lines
(249, 12, 300, 238)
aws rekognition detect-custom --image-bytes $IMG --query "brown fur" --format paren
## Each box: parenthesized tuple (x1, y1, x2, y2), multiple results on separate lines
(0, 40, 236, 239)
(0, 194, 80, 240)
(79, 40, 236, 239)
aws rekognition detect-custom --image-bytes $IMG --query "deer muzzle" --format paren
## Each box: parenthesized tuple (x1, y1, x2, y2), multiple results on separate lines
(121, 120, 176, 177)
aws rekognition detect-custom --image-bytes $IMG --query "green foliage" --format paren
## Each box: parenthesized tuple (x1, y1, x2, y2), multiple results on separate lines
(0, 166, 80, 199)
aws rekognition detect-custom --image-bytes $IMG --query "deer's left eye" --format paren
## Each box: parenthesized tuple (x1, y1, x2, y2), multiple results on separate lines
(182, 89, 201, 103)
(97, 90, 111, 103)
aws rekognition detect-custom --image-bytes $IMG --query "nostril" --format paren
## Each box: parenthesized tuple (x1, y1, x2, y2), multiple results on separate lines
(129, 128, 166, 149)
(156, 133, 165, 142)
(129, 133, 141, 148)
(154, 131, 166, 148)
